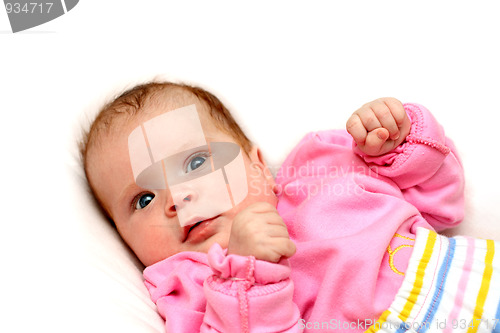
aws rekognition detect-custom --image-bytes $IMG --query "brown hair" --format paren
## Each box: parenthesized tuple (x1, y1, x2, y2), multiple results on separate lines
(79, 80, 252, 223)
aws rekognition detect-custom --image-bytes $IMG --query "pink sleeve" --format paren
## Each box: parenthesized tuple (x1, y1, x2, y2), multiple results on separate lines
(143, 246, 301, 333)
(143, 252, 211, 333)
(202, 244, 301, 332)
(353, 103, 465, 231)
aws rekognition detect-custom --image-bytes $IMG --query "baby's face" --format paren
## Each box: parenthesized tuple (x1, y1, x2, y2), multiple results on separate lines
(87, 102, 277, 266)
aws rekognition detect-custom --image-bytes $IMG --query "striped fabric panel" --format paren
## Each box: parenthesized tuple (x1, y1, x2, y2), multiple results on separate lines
(467, 239, 495, 333)
(416, 238, 456, 333)
(399, 231, 439, 323)
(365, 228, 500, 333)
(364, 229, 441, 332)
(443, 237, 475, 333)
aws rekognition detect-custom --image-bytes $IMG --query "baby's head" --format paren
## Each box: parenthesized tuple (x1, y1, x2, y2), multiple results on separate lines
(81, 82, 277, 266)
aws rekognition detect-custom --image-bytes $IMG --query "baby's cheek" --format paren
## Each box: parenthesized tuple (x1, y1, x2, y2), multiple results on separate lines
(135, 232, 177, 266)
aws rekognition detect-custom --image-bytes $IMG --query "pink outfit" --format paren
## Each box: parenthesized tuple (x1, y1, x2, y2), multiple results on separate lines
(144, 103, 465, 332)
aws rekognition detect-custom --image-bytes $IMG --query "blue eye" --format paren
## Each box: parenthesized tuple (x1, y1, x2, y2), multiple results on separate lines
(135, 193, 155, 210)
(186, 155, 207, 172)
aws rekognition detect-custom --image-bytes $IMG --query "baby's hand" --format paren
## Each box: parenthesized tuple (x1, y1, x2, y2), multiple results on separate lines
(228, 202, 296, 263)
(346, 97, 411, 156)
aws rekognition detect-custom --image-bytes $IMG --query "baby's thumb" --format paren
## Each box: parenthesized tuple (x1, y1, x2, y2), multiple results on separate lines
(365, 128, 389, 154)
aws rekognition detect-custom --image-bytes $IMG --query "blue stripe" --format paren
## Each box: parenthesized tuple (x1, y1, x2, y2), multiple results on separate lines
(493, 298, 500, 333)
(417, 238, 456, 333)
(395, 322, 408, 333)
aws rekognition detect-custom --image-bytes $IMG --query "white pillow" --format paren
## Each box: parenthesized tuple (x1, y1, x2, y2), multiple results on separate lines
(65, 138, 166, 332)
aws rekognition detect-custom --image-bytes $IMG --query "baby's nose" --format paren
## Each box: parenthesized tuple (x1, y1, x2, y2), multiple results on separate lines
(171, 190, 198, 210)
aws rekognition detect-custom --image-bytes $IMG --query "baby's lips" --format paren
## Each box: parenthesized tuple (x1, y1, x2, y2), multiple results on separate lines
(182, 224, 197, 242)
(180, 215, 207, 228)
(182, 215, 220, 242)
(181, 216, 207, 241)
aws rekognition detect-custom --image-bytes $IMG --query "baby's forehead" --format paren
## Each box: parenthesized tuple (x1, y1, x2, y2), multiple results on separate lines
(140, 92, 215, 127)
(94, 87, 229, 165)
(105, 93, 207, 135)
(100, 104, 219, 164)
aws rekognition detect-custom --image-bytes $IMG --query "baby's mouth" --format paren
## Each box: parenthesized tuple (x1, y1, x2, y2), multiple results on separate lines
(188, 221, 203, 233)
(182, 216, 220, 242)
(182, 222, 200, 242)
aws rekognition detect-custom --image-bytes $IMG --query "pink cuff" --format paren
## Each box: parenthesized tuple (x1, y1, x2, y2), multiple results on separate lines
(206, 244, 294, 333)
(353, 103, 450, 189)
(207, 243, 291, 285)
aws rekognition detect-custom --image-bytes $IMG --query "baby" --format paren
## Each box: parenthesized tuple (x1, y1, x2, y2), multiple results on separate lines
(81, 81, 500, 332)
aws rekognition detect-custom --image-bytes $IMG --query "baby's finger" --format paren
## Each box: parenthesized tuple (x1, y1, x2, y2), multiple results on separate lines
(364, 128, 389, 155)
(268, 222, 290, 238)
(281, 239, 297, 258)
(371, 102, 400, 141)
(356, 107, 382, 132)
(271, 238, 296, 261)
(346, 114, 368, 145)
(383, 98, 407, 126)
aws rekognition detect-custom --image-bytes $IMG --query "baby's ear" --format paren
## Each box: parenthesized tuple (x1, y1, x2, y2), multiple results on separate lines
(248, 146, 265, 167)
(248, 146, 274, 181)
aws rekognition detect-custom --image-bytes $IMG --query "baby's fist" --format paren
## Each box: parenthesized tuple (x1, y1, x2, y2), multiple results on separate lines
(346, 98, 411, 156)
(228, 202, 296, 263)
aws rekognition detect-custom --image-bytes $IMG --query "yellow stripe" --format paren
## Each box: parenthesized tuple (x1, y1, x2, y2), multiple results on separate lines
(466, 239, 495, 333)
(399, 231, 437, 322)
(365, 310, 391, 333)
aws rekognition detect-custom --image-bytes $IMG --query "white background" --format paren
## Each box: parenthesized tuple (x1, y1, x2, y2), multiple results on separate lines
(1, 1, 500, 331)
